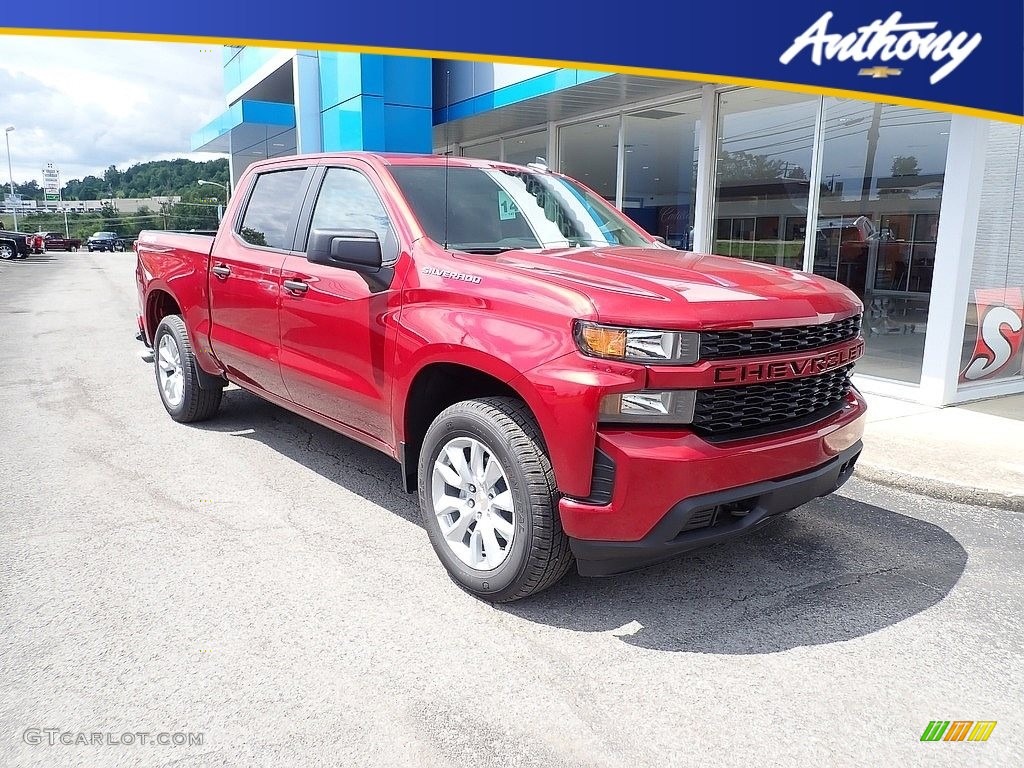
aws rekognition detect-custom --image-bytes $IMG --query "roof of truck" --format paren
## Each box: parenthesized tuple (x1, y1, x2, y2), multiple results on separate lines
(245, 152, 550, 171)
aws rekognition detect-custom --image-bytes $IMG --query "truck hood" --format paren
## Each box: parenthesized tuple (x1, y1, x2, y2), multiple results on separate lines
(491, 245, 862, 329)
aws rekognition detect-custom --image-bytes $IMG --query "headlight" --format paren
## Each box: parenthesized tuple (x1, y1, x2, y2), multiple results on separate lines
(574, 321, 699, 365)
(599, 390, 696, 424)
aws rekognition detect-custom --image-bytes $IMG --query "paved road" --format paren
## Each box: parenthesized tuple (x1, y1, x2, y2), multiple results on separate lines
(1, 251, 1021, 767)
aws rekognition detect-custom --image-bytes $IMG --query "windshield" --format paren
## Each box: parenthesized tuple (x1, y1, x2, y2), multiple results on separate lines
(390, 165, 653, 253)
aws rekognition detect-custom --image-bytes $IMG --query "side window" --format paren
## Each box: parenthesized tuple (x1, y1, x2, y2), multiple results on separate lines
(309, 168, 392, 244)
(237, 169, 307, 249)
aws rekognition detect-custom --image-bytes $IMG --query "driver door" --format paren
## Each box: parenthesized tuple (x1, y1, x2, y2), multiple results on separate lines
(278, 164, 401, 443)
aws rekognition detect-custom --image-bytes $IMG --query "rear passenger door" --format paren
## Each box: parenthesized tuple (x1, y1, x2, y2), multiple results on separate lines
(278, 164, 401, 443)
(208, 166, 312, 398)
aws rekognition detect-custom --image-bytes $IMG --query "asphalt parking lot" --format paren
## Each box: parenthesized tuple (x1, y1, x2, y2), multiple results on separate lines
(1, 250, 1021, 767)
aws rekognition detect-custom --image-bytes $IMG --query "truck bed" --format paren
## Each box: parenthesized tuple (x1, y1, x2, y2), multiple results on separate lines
(135, 230, 218, 363)
(136, 229, 216, 255)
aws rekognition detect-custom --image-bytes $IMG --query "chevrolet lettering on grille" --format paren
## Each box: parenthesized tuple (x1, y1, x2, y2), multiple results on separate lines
(713, 340, 864, 384)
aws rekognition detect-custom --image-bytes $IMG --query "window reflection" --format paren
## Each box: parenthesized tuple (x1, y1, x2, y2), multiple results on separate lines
(622, 100, 700, 248)
(814, 100, 950, 383)
(559, 116, 620, 203)
(462, 139, 501, 161)
(712, 90, 818, 269)
(503, 130, 547, 167)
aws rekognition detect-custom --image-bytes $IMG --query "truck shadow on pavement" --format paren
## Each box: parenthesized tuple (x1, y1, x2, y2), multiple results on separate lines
(202, 387, 968, 655)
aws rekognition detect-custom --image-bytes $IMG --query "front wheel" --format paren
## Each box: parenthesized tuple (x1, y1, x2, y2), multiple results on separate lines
(417, 397, 573, 602)
(153, 315, 223, 423)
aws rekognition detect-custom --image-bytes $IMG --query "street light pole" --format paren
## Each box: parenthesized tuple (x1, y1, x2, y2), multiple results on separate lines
(4, 126, 17, 230)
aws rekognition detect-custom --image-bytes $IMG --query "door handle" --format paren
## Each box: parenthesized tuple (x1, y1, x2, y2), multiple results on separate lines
(211, 264, 231, 278)
(283, 279, 309, 294)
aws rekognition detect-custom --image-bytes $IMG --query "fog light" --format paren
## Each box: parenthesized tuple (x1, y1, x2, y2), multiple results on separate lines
(599, 390, 696, 424)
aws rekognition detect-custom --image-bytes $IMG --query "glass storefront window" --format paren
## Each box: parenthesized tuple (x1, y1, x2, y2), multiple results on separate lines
(558, 116, 620, 202)
(958, 122, 1024, 388)
(462, 139, 500, 161)
(503, 130, 548, 166)
(813, 100, 951, 383)
(712, 90, 818, 269)
(622, 100, 700, 248)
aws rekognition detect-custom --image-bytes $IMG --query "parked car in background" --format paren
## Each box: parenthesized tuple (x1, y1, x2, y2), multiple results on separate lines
(35, 231, 82, 251)
(0, 230, 32, 260)
(87, 232, 126, 252)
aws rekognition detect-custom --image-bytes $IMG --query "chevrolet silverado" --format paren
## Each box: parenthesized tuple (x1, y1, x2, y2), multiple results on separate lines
(135, 153, 867, 601)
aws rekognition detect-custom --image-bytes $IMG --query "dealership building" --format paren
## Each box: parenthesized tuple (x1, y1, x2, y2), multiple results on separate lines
(192, 46, 1024, 407)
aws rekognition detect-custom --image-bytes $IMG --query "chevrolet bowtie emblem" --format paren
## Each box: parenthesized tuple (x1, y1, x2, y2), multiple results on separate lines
(858, 66, 903, 78)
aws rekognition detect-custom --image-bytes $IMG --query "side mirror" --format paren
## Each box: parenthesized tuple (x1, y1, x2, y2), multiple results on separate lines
(306, 228, 383, 273)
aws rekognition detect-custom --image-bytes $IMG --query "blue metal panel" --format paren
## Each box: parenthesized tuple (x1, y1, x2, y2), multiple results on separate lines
(321, 95, 387, 151)
(319, 53, 432, 152)
(224, 47, 286, 95)
(383, 105, 433, 151)
(383, 56, 432, 108)
(318, 52, 363, 110)
(191, 100, 295, 152)
(434, 68, 611, 124)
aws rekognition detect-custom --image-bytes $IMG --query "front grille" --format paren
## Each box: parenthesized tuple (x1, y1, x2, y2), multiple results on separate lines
(692, 364, 853, 437)
(700, 316, 861, 360)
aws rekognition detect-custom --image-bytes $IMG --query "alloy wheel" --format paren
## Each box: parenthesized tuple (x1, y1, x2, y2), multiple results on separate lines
(431, 436, 516, 571)
(157, 334, 184, 408)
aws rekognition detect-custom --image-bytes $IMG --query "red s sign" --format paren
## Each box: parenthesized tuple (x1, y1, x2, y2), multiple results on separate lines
(960, 288, 1024, 382)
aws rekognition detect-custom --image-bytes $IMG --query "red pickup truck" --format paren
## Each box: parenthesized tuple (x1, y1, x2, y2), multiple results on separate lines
(34, 231, 83, 252)
(135, 153, 866, 601)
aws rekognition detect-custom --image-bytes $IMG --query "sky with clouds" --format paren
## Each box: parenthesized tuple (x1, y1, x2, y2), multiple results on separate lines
(0, 35, 226, 185)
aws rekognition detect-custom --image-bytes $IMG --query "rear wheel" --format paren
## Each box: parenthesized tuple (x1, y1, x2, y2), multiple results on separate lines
(0, 243, 14, 260)
(153, 315, 223, 423)
(417, 396, 573, 602)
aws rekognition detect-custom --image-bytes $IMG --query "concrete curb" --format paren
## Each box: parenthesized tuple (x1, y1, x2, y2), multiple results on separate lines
(855, 461, 1024, 513)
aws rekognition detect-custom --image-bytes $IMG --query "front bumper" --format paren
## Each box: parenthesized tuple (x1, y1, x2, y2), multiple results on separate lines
(559, 388, 866, 575)
(570, 439, 861, 576)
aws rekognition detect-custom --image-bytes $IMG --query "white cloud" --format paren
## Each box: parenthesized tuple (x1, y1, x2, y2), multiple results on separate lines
(0, 34, 226, 184)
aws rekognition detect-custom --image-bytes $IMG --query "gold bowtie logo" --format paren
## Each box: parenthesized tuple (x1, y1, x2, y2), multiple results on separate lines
(858, 66, 903, 78)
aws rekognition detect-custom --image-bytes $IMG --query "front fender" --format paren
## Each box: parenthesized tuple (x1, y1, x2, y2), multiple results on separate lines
(393, 306, 644, 497)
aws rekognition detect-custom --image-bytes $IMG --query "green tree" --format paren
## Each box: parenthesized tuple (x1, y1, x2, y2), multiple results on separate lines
(61, 158, 228, 200)
(716, 149, 807, 183)
(890, 155, 921, 177)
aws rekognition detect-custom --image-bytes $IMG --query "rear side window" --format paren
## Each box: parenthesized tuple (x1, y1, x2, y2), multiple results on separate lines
(238, 169, 307, 249)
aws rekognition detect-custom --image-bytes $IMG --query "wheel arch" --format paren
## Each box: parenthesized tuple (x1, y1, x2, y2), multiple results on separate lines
(144, 288, 182, 344)
(398, 357, 550, 494)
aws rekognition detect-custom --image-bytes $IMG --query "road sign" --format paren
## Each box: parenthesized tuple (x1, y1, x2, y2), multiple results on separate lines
(42, 164, 60, 202)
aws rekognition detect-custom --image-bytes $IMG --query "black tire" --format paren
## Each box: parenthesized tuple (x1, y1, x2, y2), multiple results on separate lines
(417, 396, 573, 602)
(0, 242, 15, 260)
(152, 315, 222, 423)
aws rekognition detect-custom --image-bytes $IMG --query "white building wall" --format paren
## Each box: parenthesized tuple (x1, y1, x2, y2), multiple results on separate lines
(972, 121, 1024, 292)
